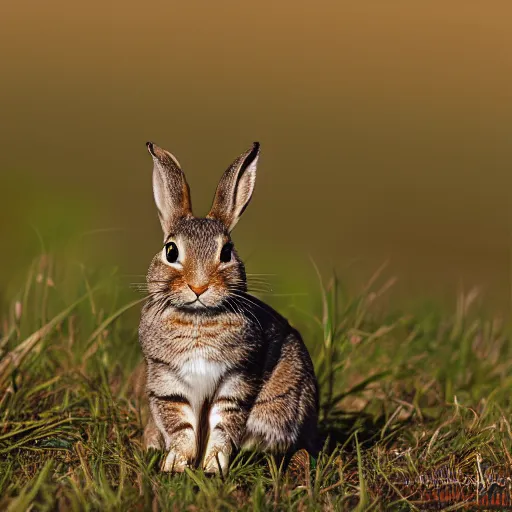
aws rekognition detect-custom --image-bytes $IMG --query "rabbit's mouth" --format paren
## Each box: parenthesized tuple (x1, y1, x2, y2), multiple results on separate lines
(180, 295, 226, 310)
(184, 298, 206, 309)
(177, 294, 231, 313)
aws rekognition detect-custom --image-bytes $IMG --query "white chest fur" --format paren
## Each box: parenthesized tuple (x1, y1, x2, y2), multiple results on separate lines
(179, 357, 227, 411)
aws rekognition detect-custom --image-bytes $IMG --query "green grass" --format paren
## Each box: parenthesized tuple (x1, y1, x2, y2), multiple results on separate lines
(1, 255, 511, 510)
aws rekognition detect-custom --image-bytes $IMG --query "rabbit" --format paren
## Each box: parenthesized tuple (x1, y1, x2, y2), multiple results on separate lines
(139, 141, 319, 475)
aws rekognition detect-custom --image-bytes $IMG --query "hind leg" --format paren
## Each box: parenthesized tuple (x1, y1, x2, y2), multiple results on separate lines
(130, 361, 163, 450)
(143, 413, 164, 450)
(243, 336, 318, 453)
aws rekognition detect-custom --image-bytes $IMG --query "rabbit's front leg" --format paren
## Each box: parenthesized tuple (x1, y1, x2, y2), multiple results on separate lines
(203, 374, 253, 475)
(149, 395, 197, 472)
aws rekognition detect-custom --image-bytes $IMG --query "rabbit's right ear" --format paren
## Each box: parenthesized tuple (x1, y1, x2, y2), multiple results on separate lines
(207, 142, 260, 232)
(146, 142, 192, 235)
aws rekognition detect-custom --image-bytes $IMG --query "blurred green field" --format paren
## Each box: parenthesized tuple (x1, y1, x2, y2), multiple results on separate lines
(2, 1, 512, 314)
(1, 254, 511, 510)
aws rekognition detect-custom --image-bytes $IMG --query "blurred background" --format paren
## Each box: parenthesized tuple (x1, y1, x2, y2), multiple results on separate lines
(1, 1, 511, 314)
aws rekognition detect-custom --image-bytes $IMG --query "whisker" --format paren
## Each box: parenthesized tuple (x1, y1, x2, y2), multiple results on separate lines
(229, 290, 284, 328)
(266, 292, 308, 297)
(229, 283, 271, 295)
(247, 287, 273, 294)
(227, 296, 263, 333)
(246, 277, 273, 282)
(246, 283, 273, 291)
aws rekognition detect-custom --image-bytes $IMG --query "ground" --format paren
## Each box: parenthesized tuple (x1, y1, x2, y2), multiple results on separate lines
(1, 255, 511, 510)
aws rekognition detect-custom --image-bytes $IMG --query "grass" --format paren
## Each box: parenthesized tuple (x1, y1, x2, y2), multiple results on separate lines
(1, 254, 511, 510)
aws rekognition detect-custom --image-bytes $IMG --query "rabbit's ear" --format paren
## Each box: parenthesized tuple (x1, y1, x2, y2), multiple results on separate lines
(207, 142, 260, 232)
(147, 142, 193, 235)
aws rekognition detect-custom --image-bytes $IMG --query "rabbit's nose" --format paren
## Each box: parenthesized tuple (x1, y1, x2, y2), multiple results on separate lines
(188, 284, 209, 297)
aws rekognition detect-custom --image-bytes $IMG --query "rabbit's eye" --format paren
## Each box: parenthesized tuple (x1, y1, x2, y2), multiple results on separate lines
(220, 242, 233, 263)
(165, 242, 179, 263)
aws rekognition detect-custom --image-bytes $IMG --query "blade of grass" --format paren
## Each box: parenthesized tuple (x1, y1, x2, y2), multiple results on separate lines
(0, 293, 90, 387)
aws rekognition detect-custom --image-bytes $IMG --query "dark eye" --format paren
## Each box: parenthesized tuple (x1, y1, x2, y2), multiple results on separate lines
(165, 242, 179, 263)
(220, 242, 233, 263)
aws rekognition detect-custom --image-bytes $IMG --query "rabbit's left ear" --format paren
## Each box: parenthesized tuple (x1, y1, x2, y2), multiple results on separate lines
(207, 142, 260, 232)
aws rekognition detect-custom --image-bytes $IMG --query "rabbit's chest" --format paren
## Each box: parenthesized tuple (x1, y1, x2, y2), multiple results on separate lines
(179, 357, 228, 407)
(146, 355, 229, 409)
(161, 315, 249, 362)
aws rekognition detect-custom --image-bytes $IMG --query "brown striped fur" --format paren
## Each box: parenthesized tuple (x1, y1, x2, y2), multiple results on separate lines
(139, 142, 318, 474)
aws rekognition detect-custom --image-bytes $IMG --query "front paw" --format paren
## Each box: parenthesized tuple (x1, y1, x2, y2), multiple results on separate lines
(162, 449, 191, 473)
(203, 445, 231, 475)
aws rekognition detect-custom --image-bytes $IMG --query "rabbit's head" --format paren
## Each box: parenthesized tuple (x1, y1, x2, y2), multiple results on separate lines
(145, 141, 259, 310)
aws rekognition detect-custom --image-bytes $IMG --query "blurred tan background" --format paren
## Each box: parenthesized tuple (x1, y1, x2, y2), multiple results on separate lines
(1, 1, 511, 312)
